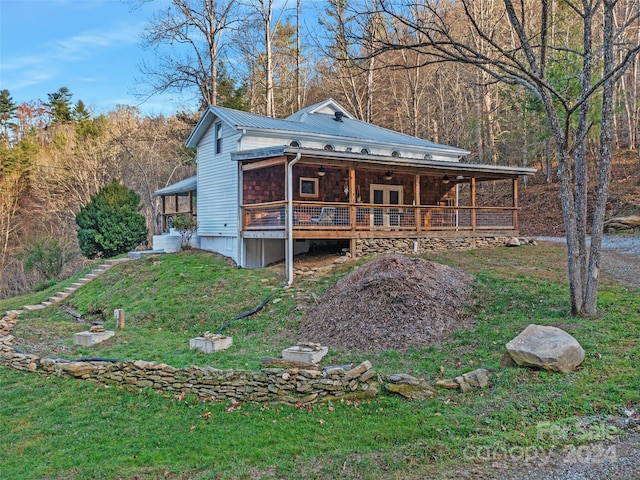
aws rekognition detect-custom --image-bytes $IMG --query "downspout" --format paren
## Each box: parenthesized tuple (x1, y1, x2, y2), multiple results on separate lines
(286, 153, 302, 285)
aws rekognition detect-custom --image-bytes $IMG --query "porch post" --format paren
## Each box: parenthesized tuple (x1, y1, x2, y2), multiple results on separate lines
(286, 153, 302, 285)
(349, 166, 357, 257)
(470, 177, 476, 232)
(162, 196, 167, 230)
(512, 178, 519, 231)
(414, 174, 421, 232)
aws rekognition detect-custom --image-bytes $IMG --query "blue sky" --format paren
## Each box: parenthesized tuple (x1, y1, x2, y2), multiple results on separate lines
(0, 0, 199, 116)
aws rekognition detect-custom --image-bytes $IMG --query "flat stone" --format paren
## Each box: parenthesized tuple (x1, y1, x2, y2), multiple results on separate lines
(23, 304, 46, 312)
(62, 362, 94, 377)
(387, 373, 419, 384)
(506, 324, 585, 373)
(435, 379, 460, 389)
(385, 381, 436, 400)
(345, 360, 372, 378)
(73, 330, 115, 347)
(359, 369, 377, 382)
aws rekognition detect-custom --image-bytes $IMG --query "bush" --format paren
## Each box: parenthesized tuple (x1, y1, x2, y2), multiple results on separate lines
(171, 214, 196, 248)
(23, 236, 76, 283)
(76, 180, 148, 258)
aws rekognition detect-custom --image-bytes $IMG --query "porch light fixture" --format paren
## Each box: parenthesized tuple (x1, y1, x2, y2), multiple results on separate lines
(317, 165, 326, 177)
(384, 170, 393, 180)
(442, 175, 451, 184)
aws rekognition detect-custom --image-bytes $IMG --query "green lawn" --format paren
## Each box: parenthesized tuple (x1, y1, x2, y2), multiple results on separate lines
(1, 246, 638, 479)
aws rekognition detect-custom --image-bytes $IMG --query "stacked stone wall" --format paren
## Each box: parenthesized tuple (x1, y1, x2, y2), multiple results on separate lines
(0, 311, 377, 406)
(356, 236, 515, 256)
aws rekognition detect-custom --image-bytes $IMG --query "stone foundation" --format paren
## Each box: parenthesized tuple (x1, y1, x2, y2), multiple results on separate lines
(356, 236, 525, 256)
(0, 311, 377, 406)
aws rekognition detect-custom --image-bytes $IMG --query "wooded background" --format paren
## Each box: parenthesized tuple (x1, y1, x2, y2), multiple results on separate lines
(1, 0, 639, 299)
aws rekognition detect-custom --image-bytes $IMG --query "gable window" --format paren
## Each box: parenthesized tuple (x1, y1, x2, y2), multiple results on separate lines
(215, 122, 223, 154)
(299, 177, 319, 198)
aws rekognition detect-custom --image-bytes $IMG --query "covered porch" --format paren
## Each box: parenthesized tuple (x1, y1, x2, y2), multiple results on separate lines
(240, 150, 533, 243)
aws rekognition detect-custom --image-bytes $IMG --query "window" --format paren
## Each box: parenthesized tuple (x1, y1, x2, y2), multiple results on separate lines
(391, 150, 400, 157)
(215, 122, 222, 154)
(289, 140, 300, 148)
(323, 144, 334, 151)
(360, 148, 370, 154)
(299, 177, 319, 198)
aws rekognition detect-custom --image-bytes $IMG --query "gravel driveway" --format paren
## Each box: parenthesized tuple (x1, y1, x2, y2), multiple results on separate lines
(536, 235, 640, 288)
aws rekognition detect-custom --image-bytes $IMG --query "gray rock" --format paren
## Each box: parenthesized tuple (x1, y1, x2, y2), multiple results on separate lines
(507, 237, 521, 247)
(461, 368, 490, 388)
(455, 376, 473, 393)
(387, 373, 419, 384)
(506, 324, 585, 373)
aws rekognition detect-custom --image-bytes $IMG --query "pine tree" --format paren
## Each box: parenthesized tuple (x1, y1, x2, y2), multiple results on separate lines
(0, 89, 17, 143)
(46, 87, 74, 124)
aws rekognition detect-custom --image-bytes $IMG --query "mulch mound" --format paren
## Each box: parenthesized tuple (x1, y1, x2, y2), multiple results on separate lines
(298, 254, 475, 351)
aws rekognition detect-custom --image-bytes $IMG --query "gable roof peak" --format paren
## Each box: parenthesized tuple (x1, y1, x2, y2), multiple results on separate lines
(286, 98, 355, 123)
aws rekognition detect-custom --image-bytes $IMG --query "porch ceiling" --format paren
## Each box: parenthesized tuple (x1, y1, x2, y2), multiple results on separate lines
(233, 146, 537, 180)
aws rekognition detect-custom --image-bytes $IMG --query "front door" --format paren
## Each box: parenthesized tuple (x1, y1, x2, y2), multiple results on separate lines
(370, 184, 403, 226)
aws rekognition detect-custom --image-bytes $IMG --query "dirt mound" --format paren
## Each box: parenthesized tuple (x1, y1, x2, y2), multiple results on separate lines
(298, 254, 475, 351)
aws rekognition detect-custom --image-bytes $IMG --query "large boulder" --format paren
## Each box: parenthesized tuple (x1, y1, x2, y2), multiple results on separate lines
(505, 324, 585, 373)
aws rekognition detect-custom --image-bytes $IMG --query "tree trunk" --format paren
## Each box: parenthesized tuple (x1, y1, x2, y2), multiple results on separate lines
(585, 0, 617, 316)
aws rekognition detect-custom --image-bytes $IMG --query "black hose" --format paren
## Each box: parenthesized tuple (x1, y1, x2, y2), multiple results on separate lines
(215, 282, 287, 334)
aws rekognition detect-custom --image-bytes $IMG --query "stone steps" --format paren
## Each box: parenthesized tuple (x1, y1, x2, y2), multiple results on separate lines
(23, 304, 46, 312)
(20, 257, 133, 313)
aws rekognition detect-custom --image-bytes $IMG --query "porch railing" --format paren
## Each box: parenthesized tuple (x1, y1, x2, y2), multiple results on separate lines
(242, 201, 517, 233)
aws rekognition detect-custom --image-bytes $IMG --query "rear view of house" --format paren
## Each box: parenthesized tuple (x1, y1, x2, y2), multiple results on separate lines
(155, 99, 535, 281)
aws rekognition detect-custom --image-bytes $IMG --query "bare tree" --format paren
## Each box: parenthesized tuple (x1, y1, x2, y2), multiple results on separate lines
(136, 0, 241, 107)
(352, 0, 640, 316)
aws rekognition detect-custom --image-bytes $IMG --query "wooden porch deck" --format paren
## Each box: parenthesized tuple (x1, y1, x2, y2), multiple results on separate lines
(242, 201, 519, 239)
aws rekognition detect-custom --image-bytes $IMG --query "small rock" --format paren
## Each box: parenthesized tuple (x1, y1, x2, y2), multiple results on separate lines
(506, 237, 521, 247)
(455, 376, 473, 393)
(359, 369, 377, 382)
(461, 368, 490, 388)
(385, 381, 436, 400)
(435, 379, 460, 389)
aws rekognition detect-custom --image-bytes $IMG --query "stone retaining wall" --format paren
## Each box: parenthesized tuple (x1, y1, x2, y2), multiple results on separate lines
(0, 311, 377, 405)
(356, 236, 515, 256)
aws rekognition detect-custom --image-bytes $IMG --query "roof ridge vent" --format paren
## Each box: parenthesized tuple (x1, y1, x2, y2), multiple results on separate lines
(334, 111, 344, 122)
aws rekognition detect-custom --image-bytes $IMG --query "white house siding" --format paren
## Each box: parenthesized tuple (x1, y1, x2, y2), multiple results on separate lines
(241, 133, 461, 162)
(240, 135, 287, 151)
(196, 122, 242, 263)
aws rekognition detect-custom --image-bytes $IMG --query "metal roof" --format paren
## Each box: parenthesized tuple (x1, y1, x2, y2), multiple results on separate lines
(186, 99, 469, 156)
(153, 175, 197, 196)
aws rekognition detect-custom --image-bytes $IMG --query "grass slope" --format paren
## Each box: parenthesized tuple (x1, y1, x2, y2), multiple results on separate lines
(1, 246, 639, 479)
